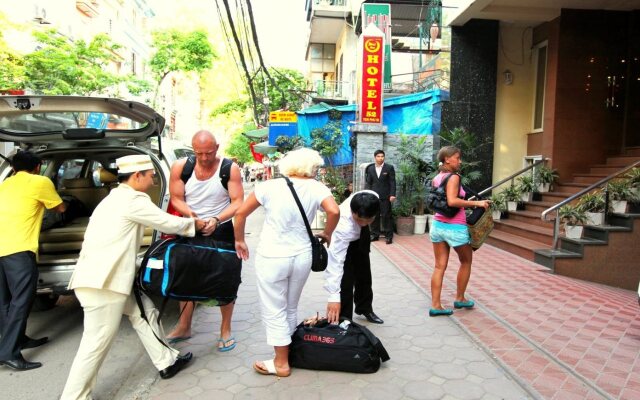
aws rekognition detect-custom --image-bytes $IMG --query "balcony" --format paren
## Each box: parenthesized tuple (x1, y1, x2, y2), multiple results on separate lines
(309, 80, 353, 104)
(306, 0, 351, 45)
(76, 1, 100, 18)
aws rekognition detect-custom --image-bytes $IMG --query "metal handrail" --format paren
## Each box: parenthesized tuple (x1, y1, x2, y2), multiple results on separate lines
(469, 158, 549, 199)
(540, 160, 640, 249)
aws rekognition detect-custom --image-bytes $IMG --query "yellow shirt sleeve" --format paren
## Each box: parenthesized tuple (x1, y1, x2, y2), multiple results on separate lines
(36, 176, 63, 209)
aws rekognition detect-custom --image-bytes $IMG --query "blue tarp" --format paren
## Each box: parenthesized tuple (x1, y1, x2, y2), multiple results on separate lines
(294, 89, 449, 166)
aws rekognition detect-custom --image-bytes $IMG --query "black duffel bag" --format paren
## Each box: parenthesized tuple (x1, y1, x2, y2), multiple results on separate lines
(137, 235, 241, 304)
(289, 318, 390, 373)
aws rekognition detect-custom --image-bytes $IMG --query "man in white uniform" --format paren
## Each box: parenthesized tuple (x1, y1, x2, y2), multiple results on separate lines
(325, 191, 383, 324)
(60, 155, 206, 400)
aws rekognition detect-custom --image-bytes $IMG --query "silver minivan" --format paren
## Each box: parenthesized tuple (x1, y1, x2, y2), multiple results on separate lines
(0, 96, 192, 309)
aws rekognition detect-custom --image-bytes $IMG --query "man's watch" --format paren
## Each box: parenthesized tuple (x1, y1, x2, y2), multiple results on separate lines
(211, 216, 220, 225)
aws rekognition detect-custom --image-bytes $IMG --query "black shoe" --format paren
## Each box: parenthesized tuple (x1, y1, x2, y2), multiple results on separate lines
(370, 235, 379, 242)
(0, 356, 42, 371)
(357, 311, 384, 324)
(21, 336, 48, 350)
(385, 237, 393, 244)
(159, 352, 193, 379)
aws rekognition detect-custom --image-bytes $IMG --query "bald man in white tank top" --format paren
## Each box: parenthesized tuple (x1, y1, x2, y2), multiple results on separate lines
(166, 130, 244, 352)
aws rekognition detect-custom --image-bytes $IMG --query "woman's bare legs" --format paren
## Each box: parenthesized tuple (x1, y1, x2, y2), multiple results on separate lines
(431, 242, 451, 310)
(453, 244, 473, 302)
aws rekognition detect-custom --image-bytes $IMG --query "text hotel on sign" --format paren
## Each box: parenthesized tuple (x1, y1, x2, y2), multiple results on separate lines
(360, 36, 384, 124)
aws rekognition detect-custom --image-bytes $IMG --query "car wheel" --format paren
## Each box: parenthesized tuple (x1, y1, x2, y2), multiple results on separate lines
(32, 294, 60, 311)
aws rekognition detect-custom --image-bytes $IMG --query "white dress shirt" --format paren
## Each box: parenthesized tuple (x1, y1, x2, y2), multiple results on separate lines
(375, 162, 384, 178)
(324, 195, 362, 302)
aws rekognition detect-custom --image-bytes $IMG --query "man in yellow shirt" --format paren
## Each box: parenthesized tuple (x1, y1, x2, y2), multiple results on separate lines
(0, 151, 66, 371)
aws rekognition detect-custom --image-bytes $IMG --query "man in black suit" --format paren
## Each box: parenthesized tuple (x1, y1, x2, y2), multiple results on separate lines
(365, 150, 396, 244)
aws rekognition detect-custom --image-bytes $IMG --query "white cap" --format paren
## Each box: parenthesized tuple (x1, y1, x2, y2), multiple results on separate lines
(116, 155, 154, 174)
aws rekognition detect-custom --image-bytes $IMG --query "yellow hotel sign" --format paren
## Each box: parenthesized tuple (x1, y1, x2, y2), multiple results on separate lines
(269, 111, 298, 123)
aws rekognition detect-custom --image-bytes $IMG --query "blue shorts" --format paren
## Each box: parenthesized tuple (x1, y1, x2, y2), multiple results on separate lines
(429, 220, 470, 248)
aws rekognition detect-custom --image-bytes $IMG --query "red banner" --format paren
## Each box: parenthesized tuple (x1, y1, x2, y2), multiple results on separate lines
(359, 35, 384, 124)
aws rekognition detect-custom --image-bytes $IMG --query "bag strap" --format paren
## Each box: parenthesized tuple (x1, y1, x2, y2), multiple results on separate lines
(283, 177, 315, 243)
(351, 322, 390, 362)
(132, 283, 173, 350)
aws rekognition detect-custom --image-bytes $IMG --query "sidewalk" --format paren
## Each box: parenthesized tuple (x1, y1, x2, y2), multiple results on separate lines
(377, 233, 640, 400)
(143, 207, 532, 400)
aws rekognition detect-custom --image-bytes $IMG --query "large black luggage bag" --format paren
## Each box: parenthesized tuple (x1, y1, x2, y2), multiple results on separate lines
(289, 318, 390, 373)
(137, 235, 241, 304)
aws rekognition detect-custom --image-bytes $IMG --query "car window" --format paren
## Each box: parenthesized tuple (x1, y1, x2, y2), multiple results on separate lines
(173, 148, 193, 159)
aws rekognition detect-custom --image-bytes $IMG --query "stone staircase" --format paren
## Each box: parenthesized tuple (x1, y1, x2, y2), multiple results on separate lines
(485, 148, 640, 273)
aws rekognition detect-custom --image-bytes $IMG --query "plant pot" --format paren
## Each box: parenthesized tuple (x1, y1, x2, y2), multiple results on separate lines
(520, 192, 533, 202)
(537, 183, 550, 193)
(491, 210, 502, 220)
(585, 212, 604, 226)
(611, 200, 628, 214)
(564, 224, 583, 239)
(426, 214, 435, 232)
(312, 210, 326, 229)
(507, 201, 518, 212)
(395, 216, 415, 236)
(413, 215, 428, 234)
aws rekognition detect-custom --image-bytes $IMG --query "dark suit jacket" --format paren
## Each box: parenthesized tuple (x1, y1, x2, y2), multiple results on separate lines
(364, 163, 396, 200)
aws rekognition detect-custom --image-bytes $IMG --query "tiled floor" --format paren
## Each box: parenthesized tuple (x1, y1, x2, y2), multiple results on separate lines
(374, 234, 640, 399)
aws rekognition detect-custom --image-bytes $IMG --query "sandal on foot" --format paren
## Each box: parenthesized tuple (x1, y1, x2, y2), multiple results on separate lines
(253, 359, 290, 377)
(167, 335, 191, 344)
(429, 308, 453, 317)
(453, 300, 475, 309)
(217, 337, 236, 352)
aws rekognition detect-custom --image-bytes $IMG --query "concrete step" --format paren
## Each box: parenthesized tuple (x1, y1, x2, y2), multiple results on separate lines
(554, 182, 590, 194)
(539, 191, 572, 203)
(572, 174, 608, 184)
(486, 230, 551, 261)
(533, 248, 582, 269)
(493, 219, 554, 246)
(624, 147, 640, 157)
(589, 165, 627, 175)
(523, 201, 557, 213)
(605, 155, 640, 167)
(503, 210, 551, 228)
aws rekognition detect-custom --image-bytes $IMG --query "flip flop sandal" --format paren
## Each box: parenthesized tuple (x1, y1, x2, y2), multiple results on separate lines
(253, 359, 290, 377)
(217, 337, 236, 352)
(167, 335, 192, 344)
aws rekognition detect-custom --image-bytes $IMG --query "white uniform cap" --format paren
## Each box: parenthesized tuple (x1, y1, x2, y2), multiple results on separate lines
(116, 155, 154, 174)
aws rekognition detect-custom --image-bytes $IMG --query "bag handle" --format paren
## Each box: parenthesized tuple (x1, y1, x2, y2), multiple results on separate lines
(350, 321, 390, 362)
(283, 177, 315, 244)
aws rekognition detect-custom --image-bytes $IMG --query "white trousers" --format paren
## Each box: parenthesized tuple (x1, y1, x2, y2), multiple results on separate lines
(255, 251, 312, 347)
(60, 288, 178, 400)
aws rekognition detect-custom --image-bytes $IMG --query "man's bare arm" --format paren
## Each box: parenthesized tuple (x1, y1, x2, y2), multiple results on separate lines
(169, 159, 197, 217)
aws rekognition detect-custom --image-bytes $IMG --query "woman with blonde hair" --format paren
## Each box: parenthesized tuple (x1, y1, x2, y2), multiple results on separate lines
(234, 147, 340, 377)
(429, 146, 490, 317)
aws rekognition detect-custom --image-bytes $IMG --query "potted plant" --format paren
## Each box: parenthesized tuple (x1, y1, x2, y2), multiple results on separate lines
(607, 178, 636, 213)
(536, 165, 558, 193)
(502, 185, 521, 212)
(558, 204, 588, 239)
(489, 193, 506, 220)
(393, 196, 416, 235)
(516, 175, 536, 202)
(624, 167, 640, 204)
(577, 191, 606, 225)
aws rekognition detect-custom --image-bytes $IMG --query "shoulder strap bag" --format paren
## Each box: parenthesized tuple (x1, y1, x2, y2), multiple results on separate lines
(284, 177, 328, 272)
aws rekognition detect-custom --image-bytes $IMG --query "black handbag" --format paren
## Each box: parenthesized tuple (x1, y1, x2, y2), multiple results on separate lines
(288, 318, 390, 373)
(284, 177, 328, 272)
(426, 173, 461, 217)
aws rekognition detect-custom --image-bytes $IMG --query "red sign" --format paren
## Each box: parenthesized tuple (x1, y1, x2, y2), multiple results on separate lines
(359, 36, 384, 124)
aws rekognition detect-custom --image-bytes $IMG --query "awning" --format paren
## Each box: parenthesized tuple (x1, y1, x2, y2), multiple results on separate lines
(252, 140, 278, 155)
(242, 127, 268, 141)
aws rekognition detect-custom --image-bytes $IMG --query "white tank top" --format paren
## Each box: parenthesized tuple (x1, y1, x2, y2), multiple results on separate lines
(184, 162, 231, 221)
